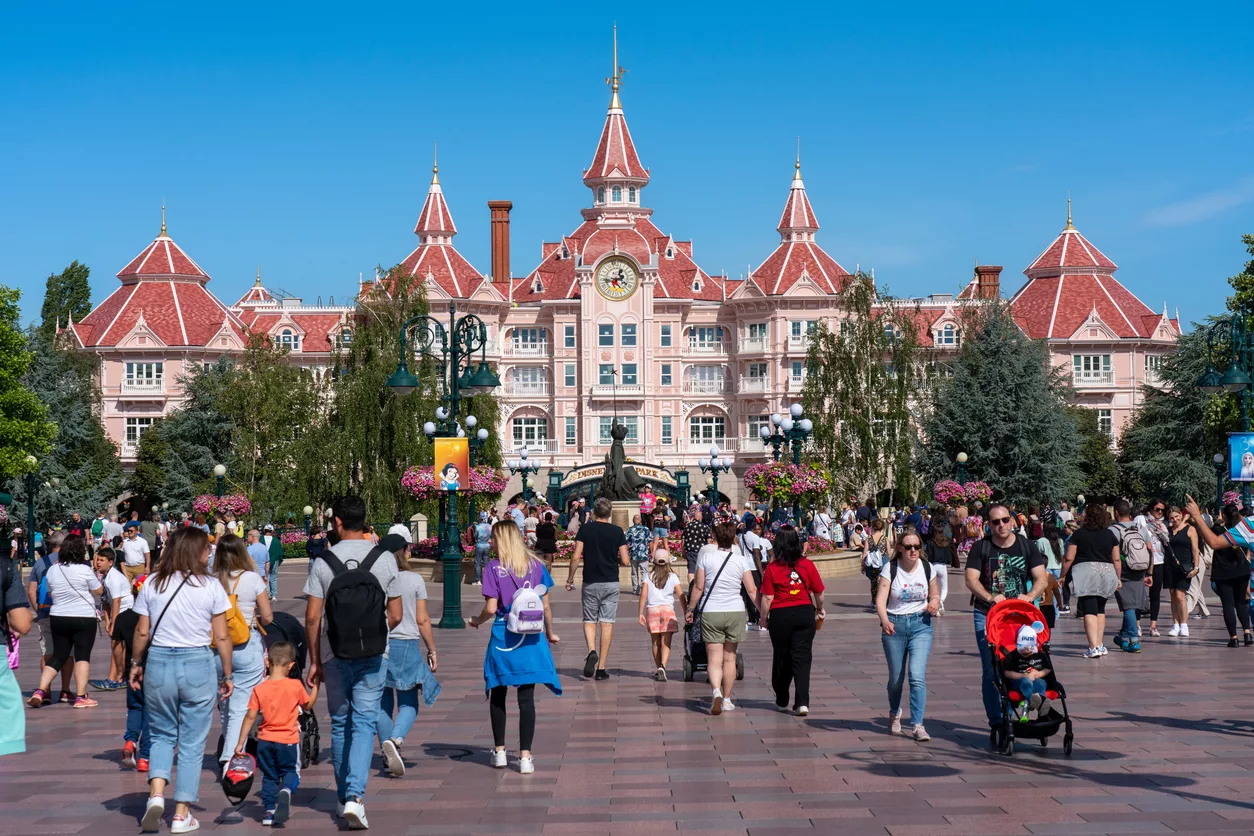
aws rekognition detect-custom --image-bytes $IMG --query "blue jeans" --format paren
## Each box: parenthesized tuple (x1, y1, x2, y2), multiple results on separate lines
(376, 687, 419, 744)
(474, 545, 491, 582)
(323, 654, 386, 803)
(144, 646, 217, 803)
(256, 739, 300, 811)
(880, 613, 933, 726)
(1115, 608, 1139, 646)
(267, 564, 280, 600)
(973, 610, 1002, 725)
(125, 680, 150, 759)
(1018, 677, 1048, 700)
(215, 630, 265, 762)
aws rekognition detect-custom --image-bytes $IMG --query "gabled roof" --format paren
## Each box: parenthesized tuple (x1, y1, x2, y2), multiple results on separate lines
(750, 162, 848, 296)
(235, 270, 275, 307)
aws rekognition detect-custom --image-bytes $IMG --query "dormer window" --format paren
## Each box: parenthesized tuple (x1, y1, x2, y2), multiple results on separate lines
(692, 279, 701, 292)
(935, 324, 958, 346)
(561, 245, 569, 259)
(628, 186, 636, 203)
(612, 185, 622, 202)
(665, 246, 674, 259)
(279, 329, 300, 351)
(339, 329, 353, 347)
(533, 278, 544, 293)
(597, 187, 605, 203)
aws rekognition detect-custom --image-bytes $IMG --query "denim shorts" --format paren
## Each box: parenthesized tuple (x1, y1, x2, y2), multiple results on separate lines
(581, 582, 620, 623)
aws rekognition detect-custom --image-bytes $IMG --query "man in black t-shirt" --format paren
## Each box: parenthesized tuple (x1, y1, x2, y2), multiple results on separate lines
(965, 502, 1048, 728)
(566, 498, 629, 680)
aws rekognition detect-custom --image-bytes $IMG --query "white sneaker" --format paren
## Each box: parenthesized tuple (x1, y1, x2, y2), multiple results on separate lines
(795, 705, 809, 716)
(342, 799, 369, 830)
(1083, 647, 1102, 659)
(723, 698, 736, 712)
(1097, 644, 1109, 656)
(912, 725, 930, 742)
(1168, 623, 1181, 637)
(491, 748, 508, 768)
(519, 755, 535, 774)
(141, 796, 165, 832)
(382, 738, 405, 777)
(170, 815, 200, 834)
(1181, 624, 1190, 637)
(711, 688, 724, 716)
(889, 710, 902, 734)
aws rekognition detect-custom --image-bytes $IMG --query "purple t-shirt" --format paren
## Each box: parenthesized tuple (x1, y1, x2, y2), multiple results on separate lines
(482, 559, 554, 611)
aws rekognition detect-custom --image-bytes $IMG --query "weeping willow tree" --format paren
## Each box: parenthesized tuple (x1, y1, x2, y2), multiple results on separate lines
(801, 273, 924, 503)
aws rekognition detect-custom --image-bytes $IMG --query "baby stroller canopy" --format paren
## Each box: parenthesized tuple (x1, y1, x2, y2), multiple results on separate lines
(986, 599, 1050, 653)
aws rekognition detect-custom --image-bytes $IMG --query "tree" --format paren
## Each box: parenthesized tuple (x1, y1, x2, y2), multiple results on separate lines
(1225, 234, 1254, 319)
(39, 261, 92, 339)
(1067, 405, 1119, 499)
(915, 300, 1081, 505)
(0, 286, 56, 479)
(801, 273, 924, 502)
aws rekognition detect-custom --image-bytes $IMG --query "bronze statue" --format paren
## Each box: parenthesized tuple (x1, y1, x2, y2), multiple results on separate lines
(599, 419, 644, 501)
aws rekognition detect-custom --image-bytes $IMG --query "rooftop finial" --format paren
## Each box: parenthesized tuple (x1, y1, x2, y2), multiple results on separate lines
(606, 24, 625, 111)
(255, 265, 262, 287)
(160, 203, 167, 237)
(794, 137, 802, 181)
(432, 141, 439, 185)
(1064, 192, 1075, 231)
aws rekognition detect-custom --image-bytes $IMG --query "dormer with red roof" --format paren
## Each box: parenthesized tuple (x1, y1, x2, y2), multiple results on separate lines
(397, 157, 489, 299)
(235, 268, 277, 308)
(747, 159, 850, 296)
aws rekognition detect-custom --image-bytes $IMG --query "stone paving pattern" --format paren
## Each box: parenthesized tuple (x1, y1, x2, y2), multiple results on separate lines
(5, 568, 1254, 835)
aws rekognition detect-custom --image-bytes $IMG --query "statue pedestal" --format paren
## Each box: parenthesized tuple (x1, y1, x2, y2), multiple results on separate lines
(610, 500, 641, 532)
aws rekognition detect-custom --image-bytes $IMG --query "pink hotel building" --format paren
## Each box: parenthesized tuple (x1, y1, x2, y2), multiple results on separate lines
(69, 72, 1181, 505)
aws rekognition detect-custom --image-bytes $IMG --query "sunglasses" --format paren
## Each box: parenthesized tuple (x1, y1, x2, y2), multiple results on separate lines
(901, 544, 922, 552)
(989, 517, 1013, 525)
(1152, 507, 1165, 513)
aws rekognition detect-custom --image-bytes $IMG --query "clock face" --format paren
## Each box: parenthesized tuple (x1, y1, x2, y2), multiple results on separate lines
(595, 258, 640, 301)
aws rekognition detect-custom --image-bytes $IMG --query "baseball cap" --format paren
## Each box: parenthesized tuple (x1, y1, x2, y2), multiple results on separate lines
(263, 524, 274, 531)
(652, 549, 671, 565)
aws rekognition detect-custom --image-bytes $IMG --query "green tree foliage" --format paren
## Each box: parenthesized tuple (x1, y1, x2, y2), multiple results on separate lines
(915, 300, 1080, 505)
(39, 261, 92, 339)
(0, 286, 56, 479)
(1066, 405, 1119, 499)
(1119, 327, 1232, 504)
(1225, 234, 1254, 319)
(801, 273, 923, 502)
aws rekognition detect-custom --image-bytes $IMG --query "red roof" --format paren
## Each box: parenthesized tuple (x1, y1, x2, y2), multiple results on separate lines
(117, 232, 209, 282)
(777, 163, 818, 233)
(414, 168, 456, 237)
(397, 166, 486, 297)
(750, 164, 848, 295)
(237, 311, 346, 353)
(1025, 225, 1117, 277)
(583, 94, 648, 187)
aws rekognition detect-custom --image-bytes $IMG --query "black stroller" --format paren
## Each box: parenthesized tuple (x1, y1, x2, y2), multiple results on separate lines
(986, 600, 1074, 757)
(263, 610, 322, 768)
(681, 611, 746, 682)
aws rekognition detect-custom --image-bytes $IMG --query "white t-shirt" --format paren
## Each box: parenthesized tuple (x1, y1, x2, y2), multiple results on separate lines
(386, 523, 413, 544)
(121, 536, 150, 567)
(222, 570, 267, 626)
(47, 563, 102, 618)
(103, 567, 134, 615)
(886, 560, 931, 616)
(1133, 515, 1167, 565)
(645, 572, 681, 608)
(390, 572, 429, 641)
(814, 513, 833, 540)
(738, 530, 771, 566)
(695, 544, 753, 613)
(134, 572, 230, 648)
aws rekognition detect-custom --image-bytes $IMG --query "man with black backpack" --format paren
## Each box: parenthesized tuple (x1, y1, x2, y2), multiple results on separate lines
(964, 502, 1049, 731)
(303, 496, 402, 831)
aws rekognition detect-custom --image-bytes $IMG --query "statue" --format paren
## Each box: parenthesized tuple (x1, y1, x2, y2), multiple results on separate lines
(599, 419, 644, 501)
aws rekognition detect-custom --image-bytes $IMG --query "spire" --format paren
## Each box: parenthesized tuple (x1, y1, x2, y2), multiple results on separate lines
(414, 149, 457, 242)
(1064, 193, 1075, 231)
(255, 266, 262, 287)
(159, 204, 168, 239)
(584, 27, 647, 194)
(777, 155, 819, 242)
(432, 141, 439, 185)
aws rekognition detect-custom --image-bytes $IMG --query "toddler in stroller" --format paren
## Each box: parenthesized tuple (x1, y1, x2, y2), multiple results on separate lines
(986, 600, 1074, 756)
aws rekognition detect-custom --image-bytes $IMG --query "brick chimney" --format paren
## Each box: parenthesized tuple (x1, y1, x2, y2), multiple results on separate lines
(488, 200, 512, 283)
(974, 265, 1002, 300)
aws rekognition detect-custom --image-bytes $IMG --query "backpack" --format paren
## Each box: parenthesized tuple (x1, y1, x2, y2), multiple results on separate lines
(505, 576, 546, 636)
(223, 574, 253, 646)
(864, 535, 886, 573)
(319, 534, 405, 660)
(35, 555, 54, 616)
(1118, 522, 1152, 571)
(889, 556, 933, 585)
(1028, 520, 1044, 540)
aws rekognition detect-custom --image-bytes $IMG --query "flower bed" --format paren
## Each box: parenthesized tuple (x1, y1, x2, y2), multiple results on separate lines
(743, 462, 830, 506)
(192, 494, 251, 517)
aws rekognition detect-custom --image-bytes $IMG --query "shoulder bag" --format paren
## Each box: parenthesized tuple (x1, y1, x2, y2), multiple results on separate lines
(138, 575, 191, 672)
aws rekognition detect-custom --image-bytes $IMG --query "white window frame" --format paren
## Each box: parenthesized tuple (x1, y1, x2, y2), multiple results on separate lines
(563, 324, 576, 348)
(125, 417, 153, 443)
(1073, 354, 1113, 382)
(660, 324, 672, 347)
(747, 416, 771, 438)
(599, 416, 639, 444)
(935, 324, 958, 346)
(564, 363, 576, 387)
(660, 415, 673, 445)
(621, 363, 638, 385)
(598, 324, 614, 347)
(621, 323, 637, 346)
(278, 329, 300, 351)
(689, 415, 727, 444)
(660, 363, 672, 386)
(1097, 409, 1113, 438)
(598, 364, 616, 385)
(565, 416, 577, 446)
(512, 417, 548, 448)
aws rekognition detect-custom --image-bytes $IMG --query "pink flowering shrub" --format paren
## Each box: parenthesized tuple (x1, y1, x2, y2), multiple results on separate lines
(1223, 490, 1243, 510)
(192, 494, 251, 517)
(401, 466, 509, 501)
(963, 481, 993, 503)
(743, 462, 830, 505)
(933, 480, 965, 505)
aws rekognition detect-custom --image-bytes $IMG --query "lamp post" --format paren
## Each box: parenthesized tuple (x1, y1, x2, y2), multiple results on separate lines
(697, 446, 734, 509)
(1214, 453, 1227, 515)
(508, 449, 542, 505)
(465, 415, 490, 519)
(303, 505, 314, 537)
(1197, 313, 1254, 508)
(23, 455, 39, 564)
(759, 403, 815, 521)
(213, 464, 226, 499)
(956, 452, 968, 486)
(387, 302, 500, 629)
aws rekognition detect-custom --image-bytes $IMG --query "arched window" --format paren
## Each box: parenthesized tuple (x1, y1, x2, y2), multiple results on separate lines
(279, 329, 299, 351)
(628, 186, 636, 203)
(597, 187, 605, 203)
(611, 185, 622, 202)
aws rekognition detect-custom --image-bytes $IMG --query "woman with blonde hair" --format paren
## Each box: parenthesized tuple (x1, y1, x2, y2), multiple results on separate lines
(212, 534, 273, 771)
(468, 521, 561, 774)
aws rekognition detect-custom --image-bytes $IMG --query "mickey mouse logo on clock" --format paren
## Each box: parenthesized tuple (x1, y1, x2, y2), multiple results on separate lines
(595, 257, 640, 301)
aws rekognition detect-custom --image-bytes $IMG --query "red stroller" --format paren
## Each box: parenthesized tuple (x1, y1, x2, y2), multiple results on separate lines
(985, 600, 1074, 757)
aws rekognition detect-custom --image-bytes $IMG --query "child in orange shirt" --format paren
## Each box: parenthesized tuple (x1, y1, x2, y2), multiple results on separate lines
(235, 641, 318, 826)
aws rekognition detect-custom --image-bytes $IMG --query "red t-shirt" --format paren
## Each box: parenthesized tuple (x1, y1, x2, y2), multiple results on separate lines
(761, 558, 824, 608)
(249, 678, 312, 744)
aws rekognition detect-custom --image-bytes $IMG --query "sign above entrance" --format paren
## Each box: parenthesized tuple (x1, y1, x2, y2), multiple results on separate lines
(560, 461, 676, 488)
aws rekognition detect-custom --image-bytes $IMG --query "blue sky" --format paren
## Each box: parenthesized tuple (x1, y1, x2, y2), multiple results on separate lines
(2, 2, 1251, 326)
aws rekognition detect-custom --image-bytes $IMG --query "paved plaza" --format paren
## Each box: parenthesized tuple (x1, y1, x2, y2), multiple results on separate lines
(7, 568, 1254, 835)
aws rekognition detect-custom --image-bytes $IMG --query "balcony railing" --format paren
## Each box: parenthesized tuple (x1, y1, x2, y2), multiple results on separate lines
(739, 337, 768, 353)
(505, 381, 549, 396)
(1073, 370, 1115, 387)
(121, 442, 139, 458)
(787, 335, 812, 350)
(739, 437, 768, 455)
(121, 377, 165, 395)
(787, 376, 807, 392)
(590, 383, 645, 398)
(509, 439, 558, 454)
(687, 341, 726, 354)
(739, 377, 769, 393)
(1144, 370, 1162, 388)
(685, 379, 729, 394)
(505, 342, 549, 358)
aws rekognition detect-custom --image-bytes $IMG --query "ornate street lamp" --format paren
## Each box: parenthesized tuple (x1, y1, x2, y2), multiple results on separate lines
(697, 446, 733, 509)
(1197, 314, 1254, 507)
(303, 505, 314, 536)
(387, 302, 501, 629)
(509, 449, 542, 505)
(1214, 453, 1227, 515)
(760, 403, 814, 521)
(213, 464, 227, 499)
(956, 452, 968, 486)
